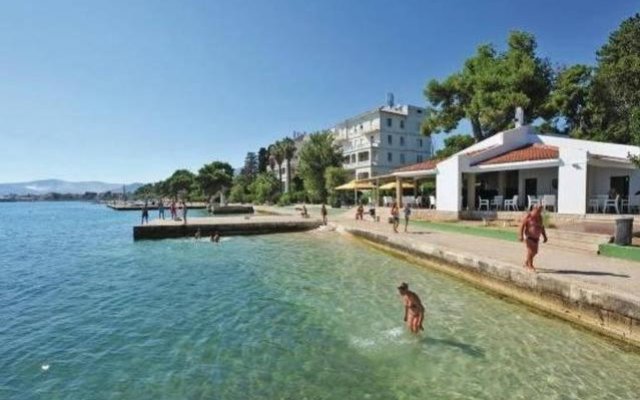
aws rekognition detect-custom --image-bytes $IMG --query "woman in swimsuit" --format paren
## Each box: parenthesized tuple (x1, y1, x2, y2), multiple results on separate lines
(398, 282, 425, 334)
(391, 202, 400, 233)
(519, 204, 548, 271)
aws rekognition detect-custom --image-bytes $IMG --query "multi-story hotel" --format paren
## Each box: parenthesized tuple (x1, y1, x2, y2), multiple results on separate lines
(332, 96, 433, 180)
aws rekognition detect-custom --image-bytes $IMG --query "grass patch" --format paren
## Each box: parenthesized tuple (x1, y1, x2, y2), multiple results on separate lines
(411, 220, 518, 242)
(598, 243, 640, 262)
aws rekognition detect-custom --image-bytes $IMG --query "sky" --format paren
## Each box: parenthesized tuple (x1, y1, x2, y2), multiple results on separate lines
(0, 0, 637, 184)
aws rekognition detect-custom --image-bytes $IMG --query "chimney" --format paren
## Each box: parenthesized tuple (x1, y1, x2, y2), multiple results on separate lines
(514, 106, 524, 128)
(387, 92, 395, 107)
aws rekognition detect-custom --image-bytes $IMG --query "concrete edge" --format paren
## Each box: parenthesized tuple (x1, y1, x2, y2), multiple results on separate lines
(338, 225, 640, 350)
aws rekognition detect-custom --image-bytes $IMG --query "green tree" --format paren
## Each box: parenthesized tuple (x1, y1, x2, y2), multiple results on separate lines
(280, 137, 297, 192)
(590, 13, 640, 145)
(229, 174, 252, 203)
(166, 169, 196, 199)
(242, 152, 258, 180)
(542, 64, 594, 136)
(248, 172, 280, 204)
(324, 166, 349, 205)
(197, 161, 234, 200)
(257, 147, 269, 173)
(269, 141, 285, 191)
(422, 31, 553, 141)
(434, 134, 476, 159)
(297, 131, 343, 202)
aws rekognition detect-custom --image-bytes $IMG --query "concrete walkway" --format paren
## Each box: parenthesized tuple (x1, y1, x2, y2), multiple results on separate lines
(335, 209, 640, 299)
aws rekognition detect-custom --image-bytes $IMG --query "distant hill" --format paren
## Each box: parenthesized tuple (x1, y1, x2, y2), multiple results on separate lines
(0, 179, 144, 195)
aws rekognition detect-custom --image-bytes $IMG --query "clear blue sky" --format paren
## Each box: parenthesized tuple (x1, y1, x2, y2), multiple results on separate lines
(0, 0, 636, 183)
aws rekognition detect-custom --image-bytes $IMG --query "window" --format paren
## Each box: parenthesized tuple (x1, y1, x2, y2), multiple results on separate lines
(370, 135, 374, 142)
(351, 154, 356, 163)
(358, 152, 369, 162)
(400, 153, 405, 164)
(417, 138, 423, 147)
(400, 136, 405, 146)
(416, 109, 423, 114)
(357, 172, 370, 180)
(343, 156, 350, 164)
(387, 135, 392, 145)
(400, 120, 405, 129)
(417, 154, 423, 163)
(386, 118, 392, 127)
(359, 124, 363, 130)
(387, 152, 393, 162)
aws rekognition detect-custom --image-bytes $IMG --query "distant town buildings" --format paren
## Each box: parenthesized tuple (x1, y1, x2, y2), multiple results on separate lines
(332, 96, 433, 180)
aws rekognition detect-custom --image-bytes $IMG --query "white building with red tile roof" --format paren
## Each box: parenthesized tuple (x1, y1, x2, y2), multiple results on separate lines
(391, 125, 640, 215)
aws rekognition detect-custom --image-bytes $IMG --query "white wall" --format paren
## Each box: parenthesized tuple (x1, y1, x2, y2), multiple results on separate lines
(436, 156, 463, 211)
(557, 148, 588, 214)
(518, 168, 558, 200)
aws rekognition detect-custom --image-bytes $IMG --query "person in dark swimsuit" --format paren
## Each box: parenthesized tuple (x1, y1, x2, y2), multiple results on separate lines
(519, 204, 548, 271)
(321, 203, 328, 225)
(141, 202, 149, 224)
(398, 282, 425, 334)
(391, 202, 400, 233)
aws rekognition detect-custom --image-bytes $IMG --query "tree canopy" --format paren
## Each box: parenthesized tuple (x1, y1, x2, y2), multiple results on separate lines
(433, 135, 476, 159)
(297, 131, 343, 202)
(197, 162, 234, 198)
(422, 31, 553, 142)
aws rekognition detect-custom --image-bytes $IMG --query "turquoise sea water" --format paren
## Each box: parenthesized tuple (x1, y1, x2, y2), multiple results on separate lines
(1, 202, 639, 399)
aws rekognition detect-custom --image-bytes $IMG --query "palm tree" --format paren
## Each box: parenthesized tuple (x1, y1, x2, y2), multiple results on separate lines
(280, 137, 297, 193)
(269, 141, 285, 192)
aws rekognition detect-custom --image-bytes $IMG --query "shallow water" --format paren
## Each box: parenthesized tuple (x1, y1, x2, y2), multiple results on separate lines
(1, 202, 639, 399)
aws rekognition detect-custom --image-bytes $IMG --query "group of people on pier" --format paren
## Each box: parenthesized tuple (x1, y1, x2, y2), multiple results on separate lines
(140, 200, 189, 225)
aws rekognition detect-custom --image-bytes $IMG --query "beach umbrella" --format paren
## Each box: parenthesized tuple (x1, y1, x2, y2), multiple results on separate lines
(378, 181, 414, 191)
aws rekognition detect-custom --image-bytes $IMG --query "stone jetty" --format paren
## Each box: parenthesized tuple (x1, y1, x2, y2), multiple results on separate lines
(133, 215, 322, 240)
(108, 201, 207, 211)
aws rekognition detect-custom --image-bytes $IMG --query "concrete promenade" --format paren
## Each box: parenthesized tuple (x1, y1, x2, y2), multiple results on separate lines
(259, 205, 640, 347)
(133, 215, 322, 240)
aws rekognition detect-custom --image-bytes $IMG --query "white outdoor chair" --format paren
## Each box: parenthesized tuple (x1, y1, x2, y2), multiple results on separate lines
(490, 195, 504, 210)
(621, 197, 630, 213)
(429, 195, 436, 209)
(478, 197, 490, 211)
(504, 195, 519, 211)
(415, 196, 423, 208)
(542, 195, 556, 212)
(603, 195, 620, 214)
(527, 195, 539, 210)
(588, 198, 600, 213)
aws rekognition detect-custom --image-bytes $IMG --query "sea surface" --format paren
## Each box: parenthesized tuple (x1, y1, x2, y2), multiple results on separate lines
(1, 202, 639, 399)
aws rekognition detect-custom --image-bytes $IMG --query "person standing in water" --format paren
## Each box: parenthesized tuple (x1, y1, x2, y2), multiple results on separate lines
(403, 203, 411, 232)
(321, 203, 328, 225)
(194, 228, 201, 240)
(211, 231, 220, 243)
(398, 282, 425, 334)
(519, 204, 548, 272)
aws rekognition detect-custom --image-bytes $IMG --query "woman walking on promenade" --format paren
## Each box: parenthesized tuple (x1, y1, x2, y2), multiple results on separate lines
(403, 203, 411, 232)
(391, 202, 400, 233)
(519, 204, 548, 271)
(170, 200, 177, 220)
(398, 282, 425, 334)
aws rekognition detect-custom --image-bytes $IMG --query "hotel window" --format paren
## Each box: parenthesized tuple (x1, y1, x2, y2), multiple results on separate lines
(400, 136, 405, 146)
(400, 120, 405, 129)
(417, 138, 423, 147)
(417, 154, 423, 163)
(387, 152, 393, 162)
(387, 135, 392, 145)
(400, 153, 405, 164)
(386, 118, 392, 127)
(358, 151, 369, 162)
(351, 154, 356, 163)
(343, 156, 350, 164)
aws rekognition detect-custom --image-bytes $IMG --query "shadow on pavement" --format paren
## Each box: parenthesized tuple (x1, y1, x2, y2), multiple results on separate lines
(537, 268, 630, 278)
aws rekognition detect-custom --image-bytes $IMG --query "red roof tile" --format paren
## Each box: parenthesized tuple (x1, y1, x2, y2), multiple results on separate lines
(475, 144, 558, 166)
(393, 158, 440, 173)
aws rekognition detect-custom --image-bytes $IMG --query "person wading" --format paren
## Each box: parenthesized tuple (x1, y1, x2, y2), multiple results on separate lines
(391, 202, 400, 233)
(398, 282, 425, 334)
(519, 204, 548, 272)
